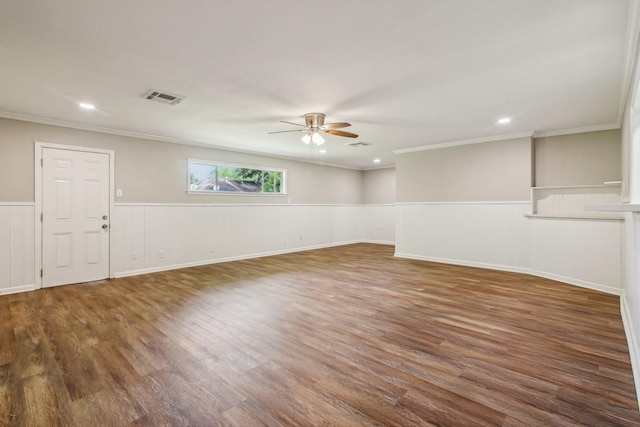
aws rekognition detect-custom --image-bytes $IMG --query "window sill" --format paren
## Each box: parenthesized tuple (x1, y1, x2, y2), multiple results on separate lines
(186, 190, 288, 197)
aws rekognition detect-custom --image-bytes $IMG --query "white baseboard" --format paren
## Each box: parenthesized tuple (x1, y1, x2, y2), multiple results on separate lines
(621, 293, 640, 410)
(530, 270, 622, 296)
(361, 239, 395, 245)
(114, 240, 362, 278)
(0, 284, 36, 296)
(394, 252, 623, 296)
(393, 252, 531, 275)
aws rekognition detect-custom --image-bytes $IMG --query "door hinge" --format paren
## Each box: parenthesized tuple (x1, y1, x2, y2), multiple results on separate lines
(40, 213, 43, 222)
(40, 269, 43, 278)
(41, 158, 43, 167)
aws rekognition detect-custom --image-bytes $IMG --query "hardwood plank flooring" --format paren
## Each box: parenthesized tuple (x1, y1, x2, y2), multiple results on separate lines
(1, 243, 638, 426)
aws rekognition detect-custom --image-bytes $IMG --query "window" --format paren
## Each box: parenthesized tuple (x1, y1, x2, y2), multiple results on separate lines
(187, 159, 286, 195)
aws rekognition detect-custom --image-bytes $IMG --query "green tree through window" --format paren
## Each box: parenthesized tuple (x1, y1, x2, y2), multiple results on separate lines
(188, 160, 285, 194)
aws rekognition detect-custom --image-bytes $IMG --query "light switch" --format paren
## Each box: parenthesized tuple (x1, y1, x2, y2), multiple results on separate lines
(116, 189, 123, 197)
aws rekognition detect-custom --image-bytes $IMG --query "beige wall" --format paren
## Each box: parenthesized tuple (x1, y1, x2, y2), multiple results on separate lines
(533, 129, 621, 187)
(0, 118, 363, 204)
(395, 137, 532, 202)
(362, 168, 395, 204)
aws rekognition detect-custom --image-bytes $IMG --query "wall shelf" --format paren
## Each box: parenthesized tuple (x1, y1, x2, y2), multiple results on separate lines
(529, 183, 622, 219)
(531, 183, 621, 190)
(524, 213, 624, 221)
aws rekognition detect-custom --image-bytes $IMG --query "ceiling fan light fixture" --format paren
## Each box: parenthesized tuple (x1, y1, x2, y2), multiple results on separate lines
(272, 113, 355, 146)
(311, 132, 325, 145)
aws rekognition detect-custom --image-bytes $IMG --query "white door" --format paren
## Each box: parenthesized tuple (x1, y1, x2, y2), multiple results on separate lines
(42, 148, 110, 287)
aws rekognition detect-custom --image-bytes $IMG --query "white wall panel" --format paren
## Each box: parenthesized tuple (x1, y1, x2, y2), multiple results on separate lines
(622, 212, 640, 404)
(395, 203, 531, 273)
(0, 204, 35, 295)
(529, 217, 623, 294)
(360, 205, 395, 244)
(0, 200, 623, 299)
(113, 205, 145, 274)
(396, 201, 623, 294)
(113, 204, 383, 278)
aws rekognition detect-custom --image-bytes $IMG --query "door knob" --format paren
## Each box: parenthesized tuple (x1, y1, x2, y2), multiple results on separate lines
(103, 215, 108, 220)
(102, 224, 109, 230)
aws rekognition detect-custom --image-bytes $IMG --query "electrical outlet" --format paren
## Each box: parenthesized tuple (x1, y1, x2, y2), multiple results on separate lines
(159, 250, 165, 258)
(299, 235, 303, 240)
(210, 245, 216, 253)
(132, 251, 138, 260)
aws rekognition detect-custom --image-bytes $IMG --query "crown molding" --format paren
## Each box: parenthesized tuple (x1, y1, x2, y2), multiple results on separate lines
(0, 110, 186, 144)
(0, 111, 621, 171)
(392, 121, 621, 155)
(393, 131, 534, 154)
(0, 111, 367, 171)
(361, 165, 396, 172)
(532, 123, 620, 139)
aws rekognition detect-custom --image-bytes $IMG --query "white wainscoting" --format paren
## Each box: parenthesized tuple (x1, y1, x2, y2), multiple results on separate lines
(395, 201, 624, 295)
(395, 202, 531, 273)
(528, 217, 623, 294)
(0, 203, 396, 294)
(0, 200, 624, 297)
(113, 203, 396, 278)
(361, 204, 396, 244)
(0, 204, 36, 295)
(621, 212, 640, 407)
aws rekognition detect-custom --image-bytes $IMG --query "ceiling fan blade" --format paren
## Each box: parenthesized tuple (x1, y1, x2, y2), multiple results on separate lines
(323, 122, 351, 130)
(280, 120, 308, 127)
(326, 129, 359, 138)
(268, 129, 305, 134)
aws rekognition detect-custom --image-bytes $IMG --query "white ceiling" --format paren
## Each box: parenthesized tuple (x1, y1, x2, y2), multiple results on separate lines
(0, 0, 633, 169)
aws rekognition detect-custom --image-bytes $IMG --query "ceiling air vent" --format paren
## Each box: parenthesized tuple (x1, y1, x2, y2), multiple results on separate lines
(348, 141, 370, 147)
(143, 90, 185, 105)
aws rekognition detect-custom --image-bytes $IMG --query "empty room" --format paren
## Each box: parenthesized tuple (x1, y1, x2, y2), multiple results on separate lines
(2, 1, 640, 425)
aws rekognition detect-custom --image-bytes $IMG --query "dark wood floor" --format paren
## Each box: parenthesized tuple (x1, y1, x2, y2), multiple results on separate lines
(1, 243, 638, 426)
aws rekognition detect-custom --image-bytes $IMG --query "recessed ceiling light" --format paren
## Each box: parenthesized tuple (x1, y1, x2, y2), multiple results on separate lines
(498, 117, 511, 124)
(373, 158, 381, 163)
(79, 102, 96, 110)
(319, 149, 327, 154)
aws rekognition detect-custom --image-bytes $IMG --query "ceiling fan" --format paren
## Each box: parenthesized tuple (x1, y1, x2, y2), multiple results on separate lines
(268, 113, 358, 146)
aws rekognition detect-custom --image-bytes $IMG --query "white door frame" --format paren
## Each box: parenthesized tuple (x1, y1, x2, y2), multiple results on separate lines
(34, 141, 115, 288)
